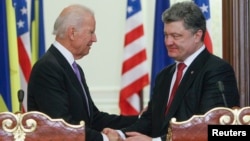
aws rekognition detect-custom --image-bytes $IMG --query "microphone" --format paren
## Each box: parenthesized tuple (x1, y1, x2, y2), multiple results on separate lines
(17, 89, 24, 112)
(217, 81, 228, 107)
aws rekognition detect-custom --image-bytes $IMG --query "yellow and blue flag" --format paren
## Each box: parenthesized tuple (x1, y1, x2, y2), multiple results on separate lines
(0, 0, 11, 112)
(31, 0, 45, 64)
(0, 0, 21, 112)
(0, 0, 45, 112)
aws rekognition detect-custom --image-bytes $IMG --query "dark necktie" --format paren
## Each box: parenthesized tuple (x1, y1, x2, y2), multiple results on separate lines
(72, 61, 90, 116)
(165, 63, 186, 115)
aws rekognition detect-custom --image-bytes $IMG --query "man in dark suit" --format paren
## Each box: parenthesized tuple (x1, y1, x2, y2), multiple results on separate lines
(103, 1, 240, 141)
(27, 4, 138, 141)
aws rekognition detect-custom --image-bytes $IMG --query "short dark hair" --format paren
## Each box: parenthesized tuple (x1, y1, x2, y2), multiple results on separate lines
(162, 1, 206, 41)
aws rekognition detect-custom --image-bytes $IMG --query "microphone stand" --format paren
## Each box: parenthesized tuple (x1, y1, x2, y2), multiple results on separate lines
(17, 89, 24, 113)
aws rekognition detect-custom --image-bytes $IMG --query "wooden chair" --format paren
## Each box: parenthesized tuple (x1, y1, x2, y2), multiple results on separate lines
(167, 106, 250, 141)
(0, 111, 85, 141)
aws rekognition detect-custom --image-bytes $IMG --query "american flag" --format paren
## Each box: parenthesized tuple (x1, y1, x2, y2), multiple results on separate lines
(14, 0, 32, 112)
(194, 0, 213, 53)
(119, 0, 149, 115)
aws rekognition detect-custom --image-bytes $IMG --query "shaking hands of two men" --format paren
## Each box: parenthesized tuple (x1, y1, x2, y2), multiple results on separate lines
(102, 128, 152, 141)
(102, 106, 150, 141)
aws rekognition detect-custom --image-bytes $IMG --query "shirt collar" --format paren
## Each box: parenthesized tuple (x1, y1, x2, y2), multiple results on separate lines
(176, 44, 205, 68)
(53, 41, 75, 66)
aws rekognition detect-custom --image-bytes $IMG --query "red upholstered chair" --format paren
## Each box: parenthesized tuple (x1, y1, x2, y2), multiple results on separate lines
(167, 106, 250, 141)
(0, 111, 85, 141)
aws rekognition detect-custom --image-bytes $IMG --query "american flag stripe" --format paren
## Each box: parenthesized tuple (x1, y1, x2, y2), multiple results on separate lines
(121, 75, 149, 97)
(122, 50, 147, 73)
(125, 12, 143, 32)
(119, 0, 149, 115)
(194, 0, 213, 53)
(17, 34, 32, 82)
(121, 61, 149, 88)
(15, 0, 32, 112)
(123, 37, 145, 59)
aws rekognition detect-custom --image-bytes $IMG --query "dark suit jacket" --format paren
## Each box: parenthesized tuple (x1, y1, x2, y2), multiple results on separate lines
(28, 45, 138, 141)
(121, 48, 240, 140)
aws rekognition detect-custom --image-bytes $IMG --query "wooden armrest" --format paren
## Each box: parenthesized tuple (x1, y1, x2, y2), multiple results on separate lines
(167, 106, 250, 141)
(0, 111, 85, 141)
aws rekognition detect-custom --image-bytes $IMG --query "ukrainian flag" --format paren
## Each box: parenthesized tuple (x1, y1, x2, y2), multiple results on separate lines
(0, 0, 21, 112)
(31, 0, 45, 64)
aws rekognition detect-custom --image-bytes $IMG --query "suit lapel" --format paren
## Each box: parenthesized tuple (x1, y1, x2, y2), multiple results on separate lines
(151, 64, 176, 132)
(49, 46, 82, 91)
(152, 64, 176, 119)
(49, 46, 92, 117)
(165, 49, 211, 117)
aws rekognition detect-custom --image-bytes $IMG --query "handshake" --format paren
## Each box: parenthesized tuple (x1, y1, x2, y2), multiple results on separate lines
(102, 128, 152, 141)
(102, 107, 151, 141)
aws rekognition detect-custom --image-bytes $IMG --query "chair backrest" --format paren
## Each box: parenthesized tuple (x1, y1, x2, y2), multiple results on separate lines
(0, 111, 85, 141)
(167, 106, 250, 141)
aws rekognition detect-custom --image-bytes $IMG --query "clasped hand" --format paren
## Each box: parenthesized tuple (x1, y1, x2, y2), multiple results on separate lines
(102, 128, 152, 141)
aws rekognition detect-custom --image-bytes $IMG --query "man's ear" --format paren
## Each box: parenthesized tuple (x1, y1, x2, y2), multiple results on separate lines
(194, 29, 203, 43)
(67, 26, 75, 40)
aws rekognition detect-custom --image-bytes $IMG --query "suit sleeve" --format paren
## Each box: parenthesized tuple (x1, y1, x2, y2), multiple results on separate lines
(198, 59, 240, 113)
(28, 59, 80, 123)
